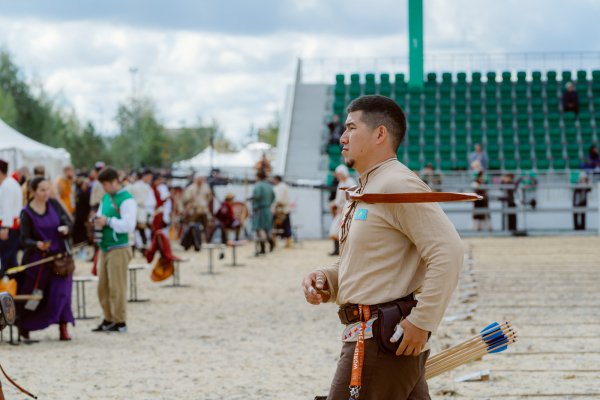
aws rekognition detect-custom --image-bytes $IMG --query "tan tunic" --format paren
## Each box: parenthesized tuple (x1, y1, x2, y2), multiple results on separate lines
(318, 158, 464, 333)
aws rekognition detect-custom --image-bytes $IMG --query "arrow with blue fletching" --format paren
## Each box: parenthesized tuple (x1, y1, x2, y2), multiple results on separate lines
(424, 321, 518, 380)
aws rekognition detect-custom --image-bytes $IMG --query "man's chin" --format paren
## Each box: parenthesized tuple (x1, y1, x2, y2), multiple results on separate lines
(345, 158, 355, 169)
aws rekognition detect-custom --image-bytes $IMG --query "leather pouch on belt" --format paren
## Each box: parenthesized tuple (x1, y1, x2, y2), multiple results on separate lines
(376, 300, 418, 354)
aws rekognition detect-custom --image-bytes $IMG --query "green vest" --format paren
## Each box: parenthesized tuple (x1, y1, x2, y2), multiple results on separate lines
(99, 189, 133, 252)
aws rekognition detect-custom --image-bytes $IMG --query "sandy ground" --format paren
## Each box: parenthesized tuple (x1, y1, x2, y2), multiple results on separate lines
(1, 236, 599, 399)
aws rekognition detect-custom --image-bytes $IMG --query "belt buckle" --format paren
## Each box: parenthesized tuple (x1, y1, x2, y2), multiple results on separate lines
(338, 308, 349, 325)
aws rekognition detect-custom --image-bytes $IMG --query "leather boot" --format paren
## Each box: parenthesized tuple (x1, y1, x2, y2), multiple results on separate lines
(59, 323, 71, 341)
(329, 240, 340, 256)
(270, 234, 277, 251)
(285, 237, 292, 248)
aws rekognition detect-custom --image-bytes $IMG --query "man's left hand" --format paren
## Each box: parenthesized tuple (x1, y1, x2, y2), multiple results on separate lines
(93, 216, 108, 227)
(395, 319, 429, 356)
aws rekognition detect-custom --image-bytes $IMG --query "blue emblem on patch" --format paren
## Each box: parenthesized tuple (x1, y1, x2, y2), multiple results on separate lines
(355, 209, 368, 220)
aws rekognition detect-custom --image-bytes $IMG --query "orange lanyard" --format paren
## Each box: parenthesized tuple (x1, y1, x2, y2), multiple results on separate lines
(349, 305, 371, 400)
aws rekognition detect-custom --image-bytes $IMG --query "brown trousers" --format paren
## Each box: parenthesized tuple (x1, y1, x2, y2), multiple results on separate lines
(327, 325, 430, 400)
(98, 247, 132, 323)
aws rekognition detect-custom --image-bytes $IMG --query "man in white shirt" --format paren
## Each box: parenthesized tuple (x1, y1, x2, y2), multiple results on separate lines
(328, 164, 356, 256)
(272, 175, 292, 248)
(0, 159, 23, 277)
(127, 170, 153, 252)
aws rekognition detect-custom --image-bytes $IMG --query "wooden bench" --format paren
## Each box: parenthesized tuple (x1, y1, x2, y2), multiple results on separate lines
(73, 276, 99, 319)
(225, 240, 249, 267)
(202, 244, 226, 275)
(291, 225, 302, 244)
(168, 257, 193, 287)
(3, 295, 44, 345)
(128, 264, 151, 301)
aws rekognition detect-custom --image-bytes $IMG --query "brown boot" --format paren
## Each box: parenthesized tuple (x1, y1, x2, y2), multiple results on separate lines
(59, 323, 71, 341)
(285, 238, 292, 248)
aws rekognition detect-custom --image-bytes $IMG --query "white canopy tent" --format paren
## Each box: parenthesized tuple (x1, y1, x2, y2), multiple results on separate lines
(173, 142, 276, 177)
(0, 117, 71, 179)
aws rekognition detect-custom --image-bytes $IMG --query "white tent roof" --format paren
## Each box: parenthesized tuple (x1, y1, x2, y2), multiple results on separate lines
(0, 117, 71, 179)
(173, 142, 276, 175)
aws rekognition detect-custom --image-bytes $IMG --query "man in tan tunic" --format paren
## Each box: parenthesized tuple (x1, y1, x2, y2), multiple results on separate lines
(302, 95, 464, 400)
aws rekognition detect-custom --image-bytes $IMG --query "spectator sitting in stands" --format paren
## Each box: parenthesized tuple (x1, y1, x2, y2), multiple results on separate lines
(562, 82, 579, 115)
(582, 144, 600, 170)
(468, 143, 488, 171)
(421, 162, 441, 188)
(327, 114, 344, 146)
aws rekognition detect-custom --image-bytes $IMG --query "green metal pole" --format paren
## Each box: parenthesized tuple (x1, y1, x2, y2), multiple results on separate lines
(408, 0, 424, 90)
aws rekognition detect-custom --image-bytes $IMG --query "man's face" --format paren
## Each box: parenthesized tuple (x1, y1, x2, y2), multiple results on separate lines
(142, 174, 152, 184)
(475, 144, 482, 153)
(340, 111, 375, 169)
(273, 178, 280, 185)
(195, 177, 204, 185)
(567, 85, 574, 92)
(101, 179, 119, 195)
(65, 168, 75, 180)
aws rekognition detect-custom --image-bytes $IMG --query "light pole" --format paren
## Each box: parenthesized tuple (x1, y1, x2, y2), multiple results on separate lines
(129, 67, 138, 169)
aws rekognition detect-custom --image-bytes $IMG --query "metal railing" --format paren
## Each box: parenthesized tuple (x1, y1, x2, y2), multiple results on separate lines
(301, 52, 600, 84)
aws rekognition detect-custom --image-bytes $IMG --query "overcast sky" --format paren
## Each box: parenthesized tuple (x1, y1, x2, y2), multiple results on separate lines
(0, 0, 598, 143)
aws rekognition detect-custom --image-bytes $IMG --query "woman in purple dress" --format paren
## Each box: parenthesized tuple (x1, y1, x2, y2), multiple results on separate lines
(18, 176, 74, 340)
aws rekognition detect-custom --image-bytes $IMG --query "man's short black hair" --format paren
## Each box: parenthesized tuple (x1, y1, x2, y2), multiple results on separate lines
(273, 175, 282, 182)
(97, 167, 119, 183)
(346, 95, 407, 151)
(256, 170, 266, 180)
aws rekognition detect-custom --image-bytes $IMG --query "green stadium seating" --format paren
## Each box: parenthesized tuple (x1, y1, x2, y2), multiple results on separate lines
(502, 129, 515, 143)
(550, 142, 563, 158)
(485, 99, 497, 114)
(440, 85, 451, 99)
(408, 160, 421, 171)
(505, 158, 518, 170)
(579, 93, 589, 108)
(533, 129, 546, 142)
(547, 71, 557, 81)
(455, 129, 467, 143)
(548, 113, 560, 126)
(455, 99, 467, 113)
(408, 97, 421, 114)
(531, 98, 543, 113)
(518, 143, 532, 158)
(439, 99, 451, 113)
(424, 115, 436, 129)
(470, 84, 482, 98)
(516, 98, 528, 113)
(439, 144, 452, 158)
(501, 71, 511, 83)
(394, 74, 407, 98)
(457, 72, 467, 84)
(501, 115, 514, 129)
(486, 115, 498, 129)
(546, 97, 559, 111)
(328, 145, 342, 157)
(455, 85, 466, 98)
(486, 143, 500, 158)
(408, 145, 420, 158)
(455, 144, 468, 158)
(503, 143, 516, 158)
(423, 129, 436, 143)
(532, 71, 542, 82)
(487, 129, 500, 143)
(426, 72, 437, 86)
(439, 130, 452, 144)
(470, 114, 482, 129)
(593, 70, 600, 81)
(423, 144, 436, 159)
(440, 160, 453, 171)
(532, 113, 545, 128)
(563, 112, 576, 127)
(489, 159, 501, 170)
(520, 159, 533, 170)
(350, 74, 361, 100)
(456, 160, 469, 170)
(424, 86, 436, 97)
(534, 143, 547, 158)
(470, 98, 482, 113)
(441, 72, 452, 84)
(365, 73, 376, 95)
(424, 98, 436, 114)
(408, 114, 420, 129)
(567, 143, 580, 158)
(485, 83, 497, 98)
(379, 73, 391, 97)
(581, 127, 593, 141)
(500, 84, 512, 98)
(562, 71, 572, 85)
(334, 74, 346, 99)
(536, 159, 550, 170)
(472, 72, 482, 83)
(328, 160, 341, 171)
(333, 100, 345, 114)
(549, 128, 562, 142)
(455, 114, 467, 129)
(518, 71, 528, 83)
(530, 83, 542, 97)
(517, 129, 530, 143)
(569, 158, 582, 169)
(515, 85, 527, 98)
(486, 71, 496, 82)
(501, 99, 513, 114)
(516, 113, 529, 129)
(407, 129, 420, 143)
(564, 127, 577, 142)
(439, 114, 451, 129)
(553, 158, 566, 170)
(470, 129, 483, 144)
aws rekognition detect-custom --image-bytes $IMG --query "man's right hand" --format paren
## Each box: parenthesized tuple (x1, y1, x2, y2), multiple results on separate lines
(302, 270, 328, 305)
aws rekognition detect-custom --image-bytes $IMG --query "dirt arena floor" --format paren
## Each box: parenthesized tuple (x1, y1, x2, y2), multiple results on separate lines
(2, 236, 599, 399)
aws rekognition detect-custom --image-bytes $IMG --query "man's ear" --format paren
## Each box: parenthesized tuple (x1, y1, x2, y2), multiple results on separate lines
(375, 125, 387, 144)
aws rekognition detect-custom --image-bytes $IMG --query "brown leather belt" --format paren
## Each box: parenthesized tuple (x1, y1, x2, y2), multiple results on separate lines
(337, 293, 414, 325)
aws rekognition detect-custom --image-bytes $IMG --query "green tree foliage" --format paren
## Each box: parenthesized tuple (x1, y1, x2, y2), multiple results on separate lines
(257, 112, 279, 147)
(0, 86, 17, 126)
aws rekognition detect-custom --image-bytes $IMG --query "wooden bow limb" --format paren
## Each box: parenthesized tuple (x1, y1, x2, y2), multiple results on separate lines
(6, 242, 86, 275)
(343, 190, 483, 204)
(0, 364, 37, 399)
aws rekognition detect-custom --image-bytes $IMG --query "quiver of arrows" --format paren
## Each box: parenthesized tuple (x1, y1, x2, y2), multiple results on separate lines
(425, 321, 517, 380)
